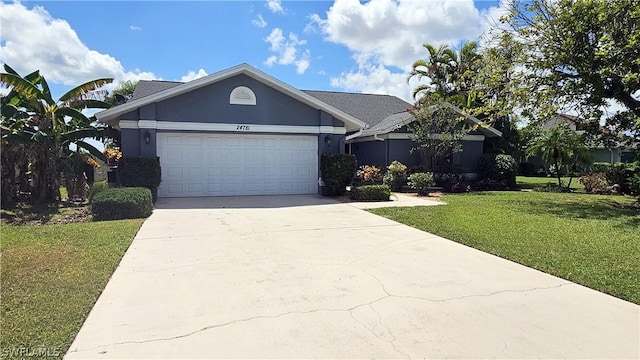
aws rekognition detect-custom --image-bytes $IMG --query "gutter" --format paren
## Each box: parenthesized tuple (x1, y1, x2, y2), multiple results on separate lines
(345, 129, 363, 141)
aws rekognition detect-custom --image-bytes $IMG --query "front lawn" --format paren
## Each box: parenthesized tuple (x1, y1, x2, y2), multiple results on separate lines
(516, 175, 584, 190)
(370, 191, 640, 304)
(1, 220, 144, 359)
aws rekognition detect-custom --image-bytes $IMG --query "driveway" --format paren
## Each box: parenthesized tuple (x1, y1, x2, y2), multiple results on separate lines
(66, 195, 639, 359)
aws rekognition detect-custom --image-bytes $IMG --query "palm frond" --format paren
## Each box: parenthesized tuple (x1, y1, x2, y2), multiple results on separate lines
(56, 107, 92, 126)
(59, 78, 113, 103)
(75, 140, 107, 162)
(0, 73, 43, 100)
(73, 99, 112, 110)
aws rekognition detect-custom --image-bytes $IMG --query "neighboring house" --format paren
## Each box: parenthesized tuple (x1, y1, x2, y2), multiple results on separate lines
(533, 114, 636, 169)
(95, 64, 501, 198)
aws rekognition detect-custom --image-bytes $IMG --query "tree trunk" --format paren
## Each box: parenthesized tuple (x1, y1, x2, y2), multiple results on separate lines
(30, 141, 61, 205)
(554, 157, 562, 187)
(65, 173, 88, 200)
(1, 142, 21, 208)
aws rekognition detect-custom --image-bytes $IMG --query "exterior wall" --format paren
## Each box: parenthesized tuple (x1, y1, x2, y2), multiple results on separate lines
(455, 140, 484, 173)
(388, 139, 422, 167)
(350, 141, 387, 167)
(154, 74, 320, 126)
(591, 148, 616, 163)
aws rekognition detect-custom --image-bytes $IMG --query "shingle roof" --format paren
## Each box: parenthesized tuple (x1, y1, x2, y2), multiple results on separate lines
(129, 83, 414, 130)
(361, 112, 413, 136)
(131, 80, 182, 100)
(302, 90, 412, 128)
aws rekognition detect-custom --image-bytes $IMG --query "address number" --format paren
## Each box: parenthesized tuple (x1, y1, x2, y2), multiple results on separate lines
(236, 125, 251, 131)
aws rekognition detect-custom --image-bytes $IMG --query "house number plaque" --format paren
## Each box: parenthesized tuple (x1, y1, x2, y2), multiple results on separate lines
(236, 125, 251, 131)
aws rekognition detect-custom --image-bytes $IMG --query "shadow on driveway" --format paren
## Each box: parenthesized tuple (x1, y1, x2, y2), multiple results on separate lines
(154, 195, 340, 210)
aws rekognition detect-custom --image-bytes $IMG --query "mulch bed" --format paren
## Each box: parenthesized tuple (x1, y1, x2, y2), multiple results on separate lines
(1, 202, 92, 226)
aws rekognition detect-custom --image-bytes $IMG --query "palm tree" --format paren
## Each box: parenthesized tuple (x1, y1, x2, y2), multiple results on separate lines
(1, 64, 113, 204)
(409, 41, 481, 106)
(527, 124, 590, 188)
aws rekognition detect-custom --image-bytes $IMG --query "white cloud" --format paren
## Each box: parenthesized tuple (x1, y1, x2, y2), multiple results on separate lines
(266, 0, 285, 14)
(263, 28, 311, 74)
(330, 62, 421, 102)
(311, 0, 489, 101)
(129, 25, 142, 31)
(311, 0, 484, 69)
(0, 2, 157, 87)
(179, 68, 208, 82)
(251, 14, 267, 28)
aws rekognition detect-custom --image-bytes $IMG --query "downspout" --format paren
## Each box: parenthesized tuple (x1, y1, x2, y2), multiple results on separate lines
(345, 129, 363, 141)
(373, 134, 385, 141)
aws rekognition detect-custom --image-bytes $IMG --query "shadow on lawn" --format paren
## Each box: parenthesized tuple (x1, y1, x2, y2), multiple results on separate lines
(522, 196, 640, 226)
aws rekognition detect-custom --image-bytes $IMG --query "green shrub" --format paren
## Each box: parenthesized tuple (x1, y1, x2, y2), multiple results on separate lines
(578, 173, 611, 194)
(356, 165, 384, 184)
(350, 184, 391, 201)
(407, 165, 430, 175)
(321, 153, 357, 196)
(606, 162, 639, 195)
(590, 162, 611, 173)
(589, 162, 639, 195)
(478, 153, 517, 188)
(91, 187, 153, 221)
(88, 180, 109, 203)
(383, 160, 408, 191)
(118, 156, 161, 190)
(408, 172, 435, 196)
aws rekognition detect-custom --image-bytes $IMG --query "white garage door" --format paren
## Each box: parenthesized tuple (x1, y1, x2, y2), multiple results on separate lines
(157, 133, 318, 197)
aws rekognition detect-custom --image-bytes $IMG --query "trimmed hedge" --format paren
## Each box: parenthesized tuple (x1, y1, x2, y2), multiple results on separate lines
(478, 153, 517, 188)
(88, 180, 109, 203)
(350, 184, 391, 201)
(321, 153, 357, 196)
(92, 187, 153, 221)
(118, 156, 161, 190)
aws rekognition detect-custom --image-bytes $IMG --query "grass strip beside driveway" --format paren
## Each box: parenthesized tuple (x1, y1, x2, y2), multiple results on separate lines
(370, 192, 639, 304)
(1, 220, 144, 359)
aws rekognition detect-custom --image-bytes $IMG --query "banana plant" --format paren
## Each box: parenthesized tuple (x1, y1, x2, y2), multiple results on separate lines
(1, 64, 113, 204)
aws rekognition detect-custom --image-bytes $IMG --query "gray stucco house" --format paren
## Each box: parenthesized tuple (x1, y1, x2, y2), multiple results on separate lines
(96, 64, 501, 198)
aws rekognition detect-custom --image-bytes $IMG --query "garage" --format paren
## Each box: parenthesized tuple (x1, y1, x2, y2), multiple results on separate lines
(157, 133, 318, 197)
(95, 64, 367, 198)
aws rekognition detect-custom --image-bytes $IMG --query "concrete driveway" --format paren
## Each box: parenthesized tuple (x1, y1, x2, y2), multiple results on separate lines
(66, 195, 639, 359)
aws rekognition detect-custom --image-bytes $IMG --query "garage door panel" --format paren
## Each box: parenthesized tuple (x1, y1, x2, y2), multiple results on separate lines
(158, 133, 318, 197)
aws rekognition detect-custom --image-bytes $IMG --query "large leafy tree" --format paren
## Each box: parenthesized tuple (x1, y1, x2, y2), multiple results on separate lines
(1, 65, 112, 204)
(482, 0, 640, 142)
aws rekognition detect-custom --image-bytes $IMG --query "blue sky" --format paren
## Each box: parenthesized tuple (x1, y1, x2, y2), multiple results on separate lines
(1, 0, 504, 102)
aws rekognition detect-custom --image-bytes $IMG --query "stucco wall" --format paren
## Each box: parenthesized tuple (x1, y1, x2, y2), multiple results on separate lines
(457, 140, 484, 173)
(153, 74, 321, 126)
(351, 141, 387, 167)
(388, 139, 422, 167)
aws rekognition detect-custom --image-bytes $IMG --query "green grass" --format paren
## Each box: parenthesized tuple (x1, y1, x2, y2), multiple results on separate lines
(370, 191, 640, 304)
(517, 175, 584, 190)
(1, 220, 144, 359)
